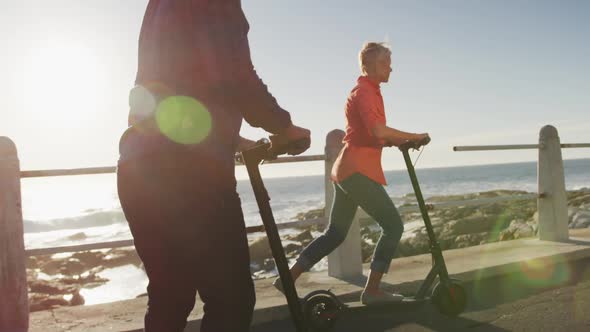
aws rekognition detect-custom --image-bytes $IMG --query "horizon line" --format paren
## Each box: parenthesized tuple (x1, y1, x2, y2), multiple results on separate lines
(234, 156, 590, 181)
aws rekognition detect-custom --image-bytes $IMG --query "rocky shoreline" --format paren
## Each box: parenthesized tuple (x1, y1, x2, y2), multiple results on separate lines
(26, 247, 142, 311)
(247, 189, 590, 279)
(26, 189, 590, 312)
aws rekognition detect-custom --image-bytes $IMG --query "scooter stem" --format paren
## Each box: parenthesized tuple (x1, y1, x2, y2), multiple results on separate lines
(242, 144, 308, 332)
(400, 148, 450, 281)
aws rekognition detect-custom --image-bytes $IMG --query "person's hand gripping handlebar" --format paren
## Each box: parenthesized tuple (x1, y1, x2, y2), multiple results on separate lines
(235, 124, 310, 164)
(239, 124, 311, 165)
(261, 123, 311, 160)
(278, 124, 311, 156)
(267, 134, 311, 159)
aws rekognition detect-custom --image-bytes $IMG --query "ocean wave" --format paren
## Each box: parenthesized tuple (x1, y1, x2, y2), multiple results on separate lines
(24, 209, 127, 233)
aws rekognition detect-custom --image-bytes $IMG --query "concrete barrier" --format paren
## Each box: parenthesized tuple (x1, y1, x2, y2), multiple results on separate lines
(0, 137, 28, 332)
(324, 130, 363, 280)
(538, 125, 569, 242)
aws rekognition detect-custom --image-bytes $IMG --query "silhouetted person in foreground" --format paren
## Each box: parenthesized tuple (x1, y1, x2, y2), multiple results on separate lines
(117, 1, 310, 331)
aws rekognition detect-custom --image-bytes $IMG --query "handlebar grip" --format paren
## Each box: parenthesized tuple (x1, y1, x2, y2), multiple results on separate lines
(268, 135, 310, 157)
(418, 135, 431, 146)
(240, 136, 310, 164)
(398, 140, 416, 151)
(398, 135, 430, 152)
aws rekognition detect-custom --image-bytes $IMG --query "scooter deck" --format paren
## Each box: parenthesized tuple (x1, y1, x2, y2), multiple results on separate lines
(342, 297, 427, 311)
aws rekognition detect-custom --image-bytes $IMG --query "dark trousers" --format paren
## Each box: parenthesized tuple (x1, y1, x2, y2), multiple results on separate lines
(117, 155, 255, 332)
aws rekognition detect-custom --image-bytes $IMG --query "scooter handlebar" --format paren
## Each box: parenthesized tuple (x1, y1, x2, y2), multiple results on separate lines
(239, 136, 311, 164)
(267, 135, 310, 158)
(398, 135, 431, 152)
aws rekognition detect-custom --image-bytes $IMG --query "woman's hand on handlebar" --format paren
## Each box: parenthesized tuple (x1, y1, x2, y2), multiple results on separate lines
(385, 133, 430, 149)
(413, 133, 431, 149)
(395, 133, 431, 151)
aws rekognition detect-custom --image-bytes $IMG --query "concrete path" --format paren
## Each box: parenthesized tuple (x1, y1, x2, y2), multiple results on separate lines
(254, 263, 590, 331)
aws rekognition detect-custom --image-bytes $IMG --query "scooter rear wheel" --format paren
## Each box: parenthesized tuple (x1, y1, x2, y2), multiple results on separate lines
(431, 280, 467, 317)
(303, 294, 339, 331)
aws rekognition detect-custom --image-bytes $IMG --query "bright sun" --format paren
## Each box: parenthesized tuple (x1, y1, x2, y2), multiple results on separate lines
(20, 41, 107, 127)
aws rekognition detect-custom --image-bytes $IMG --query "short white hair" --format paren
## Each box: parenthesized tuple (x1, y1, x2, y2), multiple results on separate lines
(359, 42, 391, 75)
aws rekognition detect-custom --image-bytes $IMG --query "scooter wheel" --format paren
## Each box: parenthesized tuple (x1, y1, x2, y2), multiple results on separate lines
(303, 294, 339, 331)
(431, 280, 467, 317)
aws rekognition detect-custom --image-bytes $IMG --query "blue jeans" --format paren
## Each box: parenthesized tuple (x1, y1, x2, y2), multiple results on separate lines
(297, 173, 404, 273)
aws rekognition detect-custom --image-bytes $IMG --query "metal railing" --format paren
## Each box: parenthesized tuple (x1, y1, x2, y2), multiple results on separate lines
(16, 128, 590, 260)
(453, 126, 590, 242)
(19, 155, 326, 179)
(19, 153, 327, 256)
(453, 143, 590, 152)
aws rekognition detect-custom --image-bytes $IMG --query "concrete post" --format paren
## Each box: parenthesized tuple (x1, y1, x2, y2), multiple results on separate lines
(537, 125, 569, 242)
(0, 137, 28, 332)
(324, 130, 363, 280)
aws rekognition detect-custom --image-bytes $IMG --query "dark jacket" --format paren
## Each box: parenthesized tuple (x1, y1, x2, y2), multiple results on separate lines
(122, 0, 291, 173)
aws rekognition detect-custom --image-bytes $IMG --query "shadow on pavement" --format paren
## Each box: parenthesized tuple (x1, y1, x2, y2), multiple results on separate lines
(253, 257, 590, 331)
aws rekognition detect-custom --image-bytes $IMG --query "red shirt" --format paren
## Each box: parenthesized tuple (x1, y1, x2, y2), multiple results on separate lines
(331, 76, 387, 185)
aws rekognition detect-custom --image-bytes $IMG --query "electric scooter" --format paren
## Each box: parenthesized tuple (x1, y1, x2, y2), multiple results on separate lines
(241, 136, 467, 332)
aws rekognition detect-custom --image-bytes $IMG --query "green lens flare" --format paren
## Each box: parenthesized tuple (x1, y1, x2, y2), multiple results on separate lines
(155, 96, 212, 145)
(472, 254, 572, 303)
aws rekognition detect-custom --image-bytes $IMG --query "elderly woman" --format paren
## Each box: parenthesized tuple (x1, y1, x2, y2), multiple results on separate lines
(275, 42, 429, 305)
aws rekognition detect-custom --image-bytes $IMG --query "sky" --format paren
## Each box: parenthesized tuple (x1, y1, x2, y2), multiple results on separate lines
(1, 0, 589, 179)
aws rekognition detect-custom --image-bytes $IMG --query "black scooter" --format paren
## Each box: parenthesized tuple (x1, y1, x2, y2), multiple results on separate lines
(241, 137, 467, 332)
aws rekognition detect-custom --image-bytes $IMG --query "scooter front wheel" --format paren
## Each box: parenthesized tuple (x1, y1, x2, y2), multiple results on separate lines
(303, 294, 340, 331)
(431, 280, 467, 316)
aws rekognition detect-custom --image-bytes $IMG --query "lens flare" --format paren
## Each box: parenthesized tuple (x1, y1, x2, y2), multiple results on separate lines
(129, 85, 157, 123)
(155, 96, 212, 145)
(517, 255, 571, 287)
(487, 211, 512, 242)
(472, 251, 573, 303)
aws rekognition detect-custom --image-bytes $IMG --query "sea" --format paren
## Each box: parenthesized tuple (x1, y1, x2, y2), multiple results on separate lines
(21, 158, 590, 304)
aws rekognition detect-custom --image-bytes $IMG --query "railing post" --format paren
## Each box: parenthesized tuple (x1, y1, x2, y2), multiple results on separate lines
(0, 137, 28, 332)
(537, 125, 569, 242)
(324, 130, 363, 280)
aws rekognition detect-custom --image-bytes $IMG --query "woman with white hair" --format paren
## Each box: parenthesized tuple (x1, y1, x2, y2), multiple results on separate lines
(275, 42, 430, 305)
